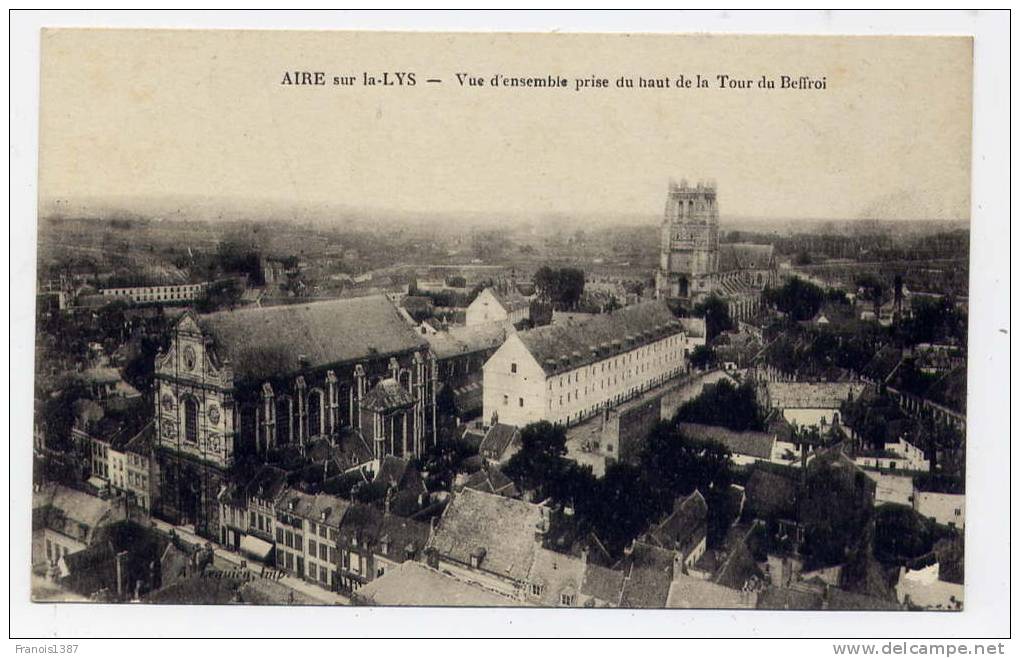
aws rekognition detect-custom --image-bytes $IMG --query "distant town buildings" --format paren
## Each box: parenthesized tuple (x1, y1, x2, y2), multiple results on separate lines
(100, 282, 208, 305)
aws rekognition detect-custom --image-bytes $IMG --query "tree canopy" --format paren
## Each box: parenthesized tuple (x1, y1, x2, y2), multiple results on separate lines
(691, 294, 733, 340)
(762, 277, 828, 322)
(674, 380, 765, 432)
(533, 266, 585, 310)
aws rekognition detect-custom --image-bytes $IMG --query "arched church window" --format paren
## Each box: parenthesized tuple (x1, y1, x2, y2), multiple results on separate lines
(276, 396, 291, 445)
(308, 389, 324, 438)
(183, 396, 199, 444)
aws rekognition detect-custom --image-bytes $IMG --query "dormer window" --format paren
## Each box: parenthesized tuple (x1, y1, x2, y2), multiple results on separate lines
(511, 363, 517, 374)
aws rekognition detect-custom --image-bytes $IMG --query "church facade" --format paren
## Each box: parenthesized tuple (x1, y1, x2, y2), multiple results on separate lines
(654, 180, 778, 322)
(152, 295, 437, 539)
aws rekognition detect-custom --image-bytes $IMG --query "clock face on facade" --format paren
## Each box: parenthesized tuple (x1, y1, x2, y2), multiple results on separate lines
(207, 404, 221, 425)
(183, 346, 197, 371)
(161, 393, 175, 411)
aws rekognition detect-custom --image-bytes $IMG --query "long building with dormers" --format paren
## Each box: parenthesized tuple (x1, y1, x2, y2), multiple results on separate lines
(152, 295, 437, 539)
(481, 301, 704, 429)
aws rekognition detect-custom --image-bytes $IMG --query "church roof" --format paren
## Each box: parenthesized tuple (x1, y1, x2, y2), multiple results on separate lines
(516, 301, 683, 376)
(197, 296, 426, 381)
(361, 378, 416, 411)
(425, 322, 510, 360)
(718, 243, 775, 272)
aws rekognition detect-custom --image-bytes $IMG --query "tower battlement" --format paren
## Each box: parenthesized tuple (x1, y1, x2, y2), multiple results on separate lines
(667, 178, 717, 193)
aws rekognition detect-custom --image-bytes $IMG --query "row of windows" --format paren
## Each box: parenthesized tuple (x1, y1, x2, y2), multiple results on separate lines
(45, 539, 71, 563)
(526, 583, 576, 606)
(277, 528, 305, 552)
(250, 511, 272, 534)
(127, 471, 148, 489)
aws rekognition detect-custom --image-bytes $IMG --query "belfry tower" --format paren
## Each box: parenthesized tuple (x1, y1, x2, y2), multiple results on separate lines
(654, 179, 720, 304)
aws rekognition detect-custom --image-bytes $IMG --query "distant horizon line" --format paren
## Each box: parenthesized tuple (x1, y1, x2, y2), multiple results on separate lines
(37, 198, 971, 227)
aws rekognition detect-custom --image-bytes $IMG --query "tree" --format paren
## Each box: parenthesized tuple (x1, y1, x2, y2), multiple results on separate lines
(689, 344, 716, 370)
(642, 422, 734, 499)
(692, 294, 733, 340)
(873, 504, 937, 565)
(586, 463, 660, 556)
(674, 380, 765, 432)
(533, 267, 586, 310)
(503, 421, 570, 500)
(794, 250, 813, 266)
(763, 277, 826, 322)
(196, 278, 243, 312)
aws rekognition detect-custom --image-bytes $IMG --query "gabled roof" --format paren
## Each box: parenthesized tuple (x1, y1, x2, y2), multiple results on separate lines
(374, 456, 411, 488)
(718, 243, 775, 272)
(678, 422, 775, 459)
(458, 466, 519, 498)
(374, 456, 427, 497)
(580, 562, 626, 605)
(488, 288, 531, 314)
(428, 488, 545, 583)
(197, 296, 426, 381)
(645, 490, 708, 552)
(244, 465, 289, 504)
(479, 423, 520, 460)
(526, 547, 586, 607)
(425, 322, 510, 360)
(515, 301, 683, 377)
(375, 514, 430, 563)
(277, 488, 350, 529)
(745, 463, 800, 520)
(618, 541, 675, 608)
(713, 534, 765, 590)
(360, 378, 415, 411)
(37, 485, 115, 542)
(337, 503, 384, 544)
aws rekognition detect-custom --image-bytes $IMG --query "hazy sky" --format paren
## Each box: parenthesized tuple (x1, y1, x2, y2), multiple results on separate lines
(39, 30, 973, 222)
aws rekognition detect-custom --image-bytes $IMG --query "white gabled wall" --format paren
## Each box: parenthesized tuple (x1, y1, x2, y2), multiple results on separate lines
(482, 334, 547, 428)
(466, 289, 505, 327)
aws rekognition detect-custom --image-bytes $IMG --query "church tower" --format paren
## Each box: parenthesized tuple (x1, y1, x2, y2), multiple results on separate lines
(654, 179, 720, 304)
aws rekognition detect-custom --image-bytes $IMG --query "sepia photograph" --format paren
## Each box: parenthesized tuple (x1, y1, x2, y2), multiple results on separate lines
(9, 9, 1011, 644)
